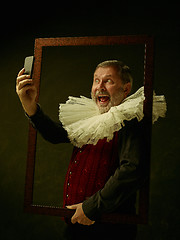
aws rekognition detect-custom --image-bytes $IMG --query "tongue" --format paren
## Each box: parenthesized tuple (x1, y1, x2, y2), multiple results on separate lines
(100, 96, 109, 102)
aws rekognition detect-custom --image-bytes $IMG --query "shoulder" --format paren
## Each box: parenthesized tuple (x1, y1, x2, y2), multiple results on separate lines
(117, 118, 145, 147)
(120, 118, 144, 134)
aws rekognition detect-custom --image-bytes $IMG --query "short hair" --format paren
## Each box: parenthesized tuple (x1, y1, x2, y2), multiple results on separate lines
(95, 60, 133, 87)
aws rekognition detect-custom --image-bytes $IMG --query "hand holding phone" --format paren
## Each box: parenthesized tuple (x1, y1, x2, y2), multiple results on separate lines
(16, 56, 37, 116)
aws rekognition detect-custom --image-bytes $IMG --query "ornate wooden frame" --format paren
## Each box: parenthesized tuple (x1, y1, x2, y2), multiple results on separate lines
(24, 35, 154, 224)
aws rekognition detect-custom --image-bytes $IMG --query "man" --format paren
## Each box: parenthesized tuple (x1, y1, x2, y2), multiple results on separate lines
(16, 60, 159, 239)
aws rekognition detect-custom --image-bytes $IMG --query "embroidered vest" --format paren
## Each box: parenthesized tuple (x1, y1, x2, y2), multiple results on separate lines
(63, 132, 119, 207)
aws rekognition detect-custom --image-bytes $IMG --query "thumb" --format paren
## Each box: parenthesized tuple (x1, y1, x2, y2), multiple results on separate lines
(66, 204, 78, 210)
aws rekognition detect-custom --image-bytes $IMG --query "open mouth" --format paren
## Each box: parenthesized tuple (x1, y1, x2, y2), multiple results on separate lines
(97, 95, 110, 105)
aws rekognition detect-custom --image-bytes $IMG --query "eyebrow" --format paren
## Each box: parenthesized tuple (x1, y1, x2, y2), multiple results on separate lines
(94, 74, 113, 78)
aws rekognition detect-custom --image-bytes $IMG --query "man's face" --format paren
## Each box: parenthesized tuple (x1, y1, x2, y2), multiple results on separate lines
(91, 66, 129, 113)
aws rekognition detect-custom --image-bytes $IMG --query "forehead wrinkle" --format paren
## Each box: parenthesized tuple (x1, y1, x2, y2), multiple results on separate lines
(94, 74, 113, 78)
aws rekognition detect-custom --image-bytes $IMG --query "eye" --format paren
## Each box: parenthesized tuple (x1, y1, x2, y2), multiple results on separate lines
(107, 79, 113, 83)
(94, 79, 100, 83)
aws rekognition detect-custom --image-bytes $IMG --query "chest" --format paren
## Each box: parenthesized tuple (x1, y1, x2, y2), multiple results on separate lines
(63, 132, 119, 205)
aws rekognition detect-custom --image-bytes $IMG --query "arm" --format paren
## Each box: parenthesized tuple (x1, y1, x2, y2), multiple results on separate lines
(16, 68, 69, 144)
(27, 104, 69, 144)
(82, 119, 146, 220)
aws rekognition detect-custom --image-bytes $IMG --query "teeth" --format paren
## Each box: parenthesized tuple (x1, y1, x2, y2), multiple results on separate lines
(98, 96, 110, 102)
(98, 94, 109, 96)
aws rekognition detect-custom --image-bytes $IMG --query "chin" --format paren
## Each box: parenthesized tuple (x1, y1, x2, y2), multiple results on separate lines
(98, 103, 112, 114)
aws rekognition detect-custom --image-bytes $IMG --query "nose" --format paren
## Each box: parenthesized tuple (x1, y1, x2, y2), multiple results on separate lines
(98, 80, 106, 91)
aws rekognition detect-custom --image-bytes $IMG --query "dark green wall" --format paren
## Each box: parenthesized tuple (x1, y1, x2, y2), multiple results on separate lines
(0, 3, 179, 240)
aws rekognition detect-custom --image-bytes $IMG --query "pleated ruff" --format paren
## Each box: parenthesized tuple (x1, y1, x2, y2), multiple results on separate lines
(59, 87, 167, 148)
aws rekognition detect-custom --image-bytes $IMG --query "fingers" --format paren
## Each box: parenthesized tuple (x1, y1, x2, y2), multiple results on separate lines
(66, 205, 78, 210)
(17, 68, 32, 87)
(66, 204, 95, 226)
(71, 212, 95, 225)
(66, 205, 78, 224)
(16, 73, 31, 85)
(17, 79, 33, 91)
(17, 68, 25, 77)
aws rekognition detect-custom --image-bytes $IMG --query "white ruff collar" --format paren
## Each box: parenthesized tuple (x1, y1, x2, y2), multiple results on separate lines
(59, 87, 167, 147)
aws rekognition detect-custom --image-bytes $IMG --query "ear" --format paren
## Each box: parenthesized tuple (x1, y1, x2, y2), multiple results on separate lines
(123, 82, 132, 98)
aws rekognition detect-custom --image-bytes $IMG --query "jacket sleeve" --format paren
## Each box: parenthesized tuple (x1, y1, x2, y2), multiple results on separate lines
(82, 119, 147, 220)
(26, 104, 70, 144)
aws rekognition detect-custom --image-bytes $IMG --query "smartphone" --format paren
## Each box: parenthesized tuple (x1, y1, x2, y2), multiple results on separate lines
(24, 56, 34, 78)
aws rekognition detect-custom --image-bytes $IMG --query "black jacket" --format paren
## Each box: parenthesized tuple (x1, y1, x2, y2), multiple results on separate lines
(28, 105, 147, 221)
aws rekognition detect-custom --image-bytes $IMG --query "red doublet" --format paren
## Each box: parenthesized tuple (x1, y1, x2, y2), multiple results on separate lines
(63, 132, 119, 207)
